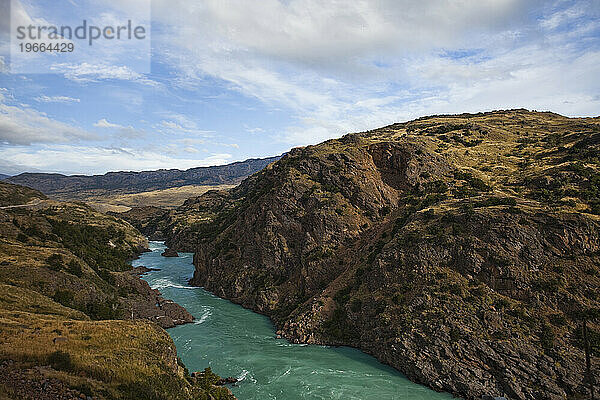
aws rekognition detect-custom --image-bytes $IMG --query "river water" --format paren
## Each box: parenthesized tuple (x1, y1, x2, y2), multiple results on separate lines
(134, 242, 454, 400)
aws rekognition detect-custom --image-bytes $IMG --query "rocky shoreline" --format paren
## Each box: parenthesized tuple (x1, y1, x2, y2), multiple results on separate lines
(118, 265, 194, 329)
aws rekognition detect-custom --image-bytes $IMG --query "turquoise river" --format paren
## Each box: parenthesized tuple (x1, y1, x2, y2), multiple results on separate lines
(134, 242, 454, 400)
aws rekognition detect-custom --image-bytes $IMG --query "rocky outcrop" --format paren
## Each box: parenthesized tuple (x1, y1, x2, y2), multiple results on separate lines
(161, 248, 179, 257)
(116, 269, 193, 328)
(113, 190, 236, 253)
(187, 110, 600, 400)
(109, 206, 170, 240)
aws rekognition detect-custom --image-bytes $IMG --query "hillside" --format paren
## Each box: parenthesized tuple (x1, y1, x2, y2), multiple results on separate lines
(166, 110, 600, 399)
(0, 182, 235, 400)
(0, 181, 47, 207)
(6, 156, 280, 200)
(0, 174, 10, 180)
(86, 184, 237, 213)
(112, 190, 235, 249)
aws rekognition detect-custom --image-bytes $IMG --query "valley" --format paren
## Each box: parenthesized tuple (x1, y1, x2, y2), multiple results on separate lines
(3, 109, 599, 400)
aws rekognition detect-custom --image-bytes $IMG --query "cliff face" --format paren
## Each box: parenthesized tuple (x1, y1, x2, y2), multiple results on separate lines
(186, 110, 600, 399)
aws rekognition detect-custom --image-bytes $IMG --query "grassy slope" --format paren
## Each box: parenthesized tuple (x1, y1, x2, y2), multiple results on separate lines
(73, 184, 237, 213)
(0, 181, 47, 207)
(0, 182, 235, 400)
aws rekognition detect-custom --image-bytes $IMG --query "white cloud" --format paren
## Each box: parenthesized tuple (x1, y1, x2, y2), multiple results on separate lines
(35, 95, 80, 103)
(155, 114, 215, 136)
(135, 0, 599, 147)
(245, 126, 265, 134)
(0, 103, 96, 145)
(151, 0, 536, 67)
(51, 63, 158, 85)
(0, 56, 8, 73)
(57, 63, 141, 82)
(0, 145, 233, 175)
(94, 118, 124, 129)
(94, 118, 145, 138)
(3, 0, 599, 176)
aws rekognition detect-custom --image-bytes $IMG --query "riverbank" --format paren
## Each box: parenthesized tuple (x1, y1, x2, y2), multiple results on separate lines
(137, 241, 455, 400)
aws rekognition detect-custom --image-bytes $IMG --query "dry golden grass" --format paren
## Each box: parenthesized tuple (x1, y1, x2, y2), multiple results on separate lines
(0, 310, 179, 391)
(0, 284, 88, 320)
(84, 184, 236, 212)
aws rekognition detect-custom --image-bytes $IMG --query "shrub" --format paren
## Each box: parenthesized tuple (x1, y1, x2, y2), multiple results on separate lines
(97, 268, 115, 285)
(454, 171, 491, 192)
(117, 381, 159, 400)
(549, 313, 567, 327)
(48, 350, 73, 371)
(86, 297, 121, 320)
(323, 308, 354, 341)
(494, 298, 511, 309)
(539, 322, 555, 350)
(350, 299, 363, 312)
(67, 260, 83, 277)
(46, 254, 63, 271)
(49, 221, 131, 272)
(425, 180, 448, 194)
(52, 289, 74, 307)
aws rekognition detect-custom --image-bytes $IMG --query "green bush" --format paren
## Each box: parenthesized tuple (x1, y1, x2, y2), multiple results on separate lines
(46, 254, 63, 271)
(539, 322, 555, 350)
(52, 289, 74, 307)
(350, 298, 363, 312)
(117, 381, 160, 400)
(48, 350, 73, 371)
(67, 260, 83, 277)
(86, 297, 121, 320)
(196, 367, 220, 389)
(454, 171, 491, 192)
(425, 180, 448, 194)
(50, 221, 131, 272)
(323, 308, 354, 341)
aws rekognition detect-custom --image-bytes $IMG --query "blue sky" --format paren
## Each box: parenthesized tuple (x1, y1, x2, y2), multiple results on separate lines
(0, 0, 599, 175)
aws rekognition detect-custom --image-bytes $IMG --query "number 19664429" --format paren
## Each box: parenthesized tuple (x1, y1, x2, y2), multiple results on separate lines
(19, 42, 74, 52)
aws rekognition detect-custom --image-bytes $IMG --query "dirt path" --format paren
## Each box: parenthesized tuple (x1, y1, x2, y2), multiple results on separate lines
(0, 199, 44, 209)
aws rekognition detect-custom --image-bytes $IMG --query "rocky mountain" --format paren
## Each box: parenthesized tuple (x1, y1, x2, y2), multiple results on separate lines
(6, 156, 281, 199)
(163, 110, 600, 399)
(0, 181, 235, 400)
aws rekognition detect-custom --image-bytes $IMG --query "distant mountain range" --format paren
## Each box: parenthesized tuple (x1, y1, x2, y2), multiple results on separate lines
(6, 156, 281, 198)
(0, 174, 10, 180)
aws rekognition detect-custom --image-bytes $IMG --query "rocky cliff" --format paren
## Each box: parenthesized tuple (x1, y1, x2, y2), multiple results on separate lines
(184, 110, 599, 399)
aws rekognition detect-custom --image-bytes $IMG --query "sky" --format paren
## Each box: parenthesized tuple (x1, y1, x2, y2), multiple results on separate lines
(0, 0, 599, 175)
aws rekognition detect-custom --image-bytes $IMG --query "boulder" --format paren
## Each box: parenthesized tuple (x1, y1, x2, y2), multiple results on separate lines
(216, 377, 238, 385)
(161, 248, 179, 257)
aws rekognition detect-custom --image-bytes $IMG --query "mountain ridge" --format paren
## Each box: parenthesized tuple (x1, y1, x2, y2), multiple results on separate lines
(6, 155, 281, 198)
